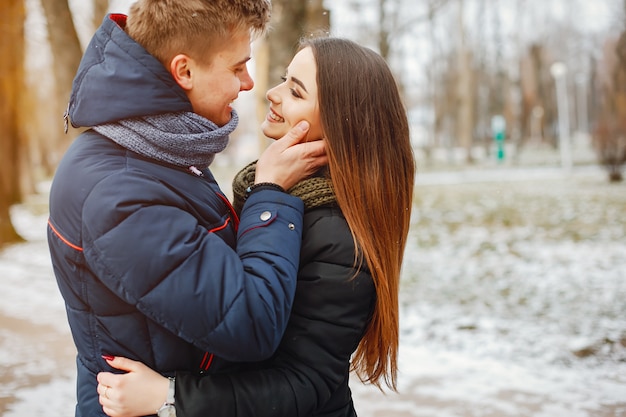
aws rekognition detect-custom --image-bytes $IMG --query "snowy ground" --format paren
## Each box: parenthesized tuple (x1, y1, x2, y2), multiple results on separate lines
(1, 164, 625, 416)
(351, 165, 626, 417)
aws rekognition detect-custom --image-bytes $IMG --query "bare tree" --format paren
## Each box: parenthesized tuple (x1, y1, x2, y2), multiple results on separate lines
(518, 44, 558, 148)
(592, 31, 626, 182)
(0, 0, 26, 247)
(455, 0, 474, 163)
(39, 0, 83, 169)
(377, 0, 449, 61)
(93, 0, 109, 31)
(264, 0, 329, 90)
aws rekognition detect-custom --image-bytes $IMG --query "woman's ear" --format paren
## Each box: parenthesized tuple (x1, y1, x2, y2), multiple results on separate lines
(170, 54, 193, 91)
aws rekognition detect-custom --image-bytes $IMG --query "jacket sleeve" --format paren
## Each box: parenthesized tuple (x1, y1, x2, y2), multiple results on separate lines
(175, 209, 376, 417)
(80, 172, 304, 361)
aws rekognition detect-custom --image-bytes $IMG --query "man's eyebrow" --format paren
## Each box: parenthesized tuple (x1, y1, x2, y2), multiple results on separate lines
(234, 56, 251, 67)
(290, 76, 308, 93)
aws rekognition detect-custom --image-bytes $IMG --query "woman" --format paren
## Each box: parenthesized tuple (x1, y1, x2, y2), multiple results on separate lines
(97, 36, 415, 417)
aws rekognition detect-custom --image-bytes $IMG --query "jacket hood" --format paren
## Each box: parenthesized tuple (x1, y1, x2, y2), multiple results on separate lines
(68, 14, 192, 128)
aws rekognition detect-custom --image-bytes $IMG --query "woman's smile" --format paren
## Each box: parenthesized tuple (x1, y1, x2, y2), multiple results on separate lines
(267, 108, 284, 123)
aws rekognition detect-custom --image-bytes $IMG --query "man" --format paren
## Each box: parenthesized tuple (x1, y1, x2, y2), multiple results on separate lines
(47, 1, 326, 416)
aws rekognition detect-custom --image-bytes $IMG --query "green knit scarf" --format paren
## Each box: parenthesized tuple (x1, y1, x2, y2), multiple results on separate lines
(232, 161, 336, 215)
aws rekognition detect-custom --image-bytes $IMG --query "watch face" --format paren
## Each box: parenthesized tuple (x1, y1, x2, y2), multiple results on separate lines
(157, 404, 176, 417)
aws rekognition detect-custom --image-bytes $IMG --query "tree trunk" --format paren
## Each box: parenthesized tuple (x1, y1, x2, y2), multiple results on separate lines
(456, 0, 474, 163)
(378, 0, 391, 60)
(305, 0, 330, 36)
(0, 0, 26, 247)
(39, 0, 84, 168)
(266, 0, 308, 89)
(93, 0, 109, 31)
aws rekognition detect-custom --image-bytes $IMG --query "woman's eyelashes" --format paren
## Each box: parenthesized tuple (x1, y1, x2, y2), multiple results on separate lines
(280, 75, 303, 99)
(290, 88, 302, 98)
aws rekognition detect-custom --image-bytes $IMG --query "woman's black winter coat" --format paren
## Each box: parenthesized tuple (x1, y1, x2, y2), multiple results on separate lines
(176, 204, 377, 417)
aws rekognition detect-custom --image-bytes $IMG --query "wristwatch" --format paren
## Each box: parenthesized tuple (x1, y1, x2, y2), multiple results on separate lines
(156, 377, 176, 417)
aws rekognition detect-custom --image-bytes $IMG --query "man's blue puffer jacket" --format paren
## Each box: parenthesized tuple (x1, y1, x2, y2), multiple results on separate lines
(47, 14, 304, 417)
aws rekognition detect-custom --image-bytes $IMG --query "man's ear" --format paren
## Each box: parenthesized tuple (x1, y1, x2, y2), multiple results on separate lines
(170, 54, 193, 91)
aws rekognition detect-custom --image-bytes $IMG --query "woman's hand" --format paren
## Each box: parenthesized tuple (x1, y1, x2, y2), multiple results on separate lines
(97, 356, 170, 417)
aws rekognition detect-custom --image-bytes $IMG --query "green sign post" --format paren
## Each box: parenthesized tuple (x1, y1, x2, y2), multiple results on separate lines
(491, 115, 506, 162)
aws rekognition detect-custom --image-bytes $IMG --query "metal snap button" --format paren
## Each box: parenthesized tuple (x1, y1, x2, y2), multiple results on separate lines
(288, 223, 295, 231)
(260, 211, 272, 221)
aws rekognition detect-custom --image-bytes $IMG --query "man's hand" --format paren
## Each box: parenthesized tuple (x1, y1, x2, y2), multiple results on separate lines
(256, 121, 328, 190)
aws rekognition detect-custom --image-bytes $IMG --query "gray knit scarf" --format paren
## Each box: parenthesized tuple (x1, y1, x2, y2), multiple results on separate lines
(93, 110, 238, 169)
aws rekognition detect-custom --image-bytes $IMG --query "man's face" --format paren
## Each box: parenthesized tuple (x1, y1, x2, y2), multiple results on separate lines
(185, 31, 254, 126)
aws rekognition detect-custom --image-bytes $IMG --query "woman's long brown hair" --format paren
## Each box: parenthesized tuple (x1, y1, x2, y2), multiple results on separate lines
(302, 37, 415, 391)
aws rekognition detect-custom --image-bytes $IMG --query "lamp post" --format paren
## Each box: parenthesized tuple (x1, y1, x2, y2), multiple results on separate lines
(550, 62, 573, 173)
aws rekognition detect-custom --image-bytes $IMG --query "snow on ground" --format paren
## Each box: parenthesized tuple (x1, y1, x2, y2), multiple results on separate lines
(1, 165, 625, 416)
(352, 165, 626, 417)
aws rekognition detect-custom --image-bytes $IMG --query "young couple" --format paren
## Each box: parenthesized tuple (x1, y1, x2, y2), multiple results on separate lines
(47, 1, 415, 416)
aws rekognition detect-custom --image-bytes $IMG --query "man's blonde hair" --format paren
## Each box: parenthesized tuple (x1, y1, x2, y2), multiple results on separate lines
(126, 0, 271, 66)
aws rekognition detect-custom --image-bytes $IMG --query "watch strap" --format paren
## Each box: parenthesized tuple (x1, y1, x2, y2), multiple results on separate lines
(156, 377, 176, 417)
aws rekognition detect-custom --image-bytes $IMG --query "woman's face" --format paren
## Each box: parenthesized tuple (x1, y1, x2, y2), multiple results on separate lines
(261, 47, 323, 141)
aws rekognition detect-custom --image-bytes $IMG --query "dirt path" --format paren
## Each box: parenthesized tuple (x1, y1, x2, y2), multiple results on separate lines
(0, 311, 76, 416)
